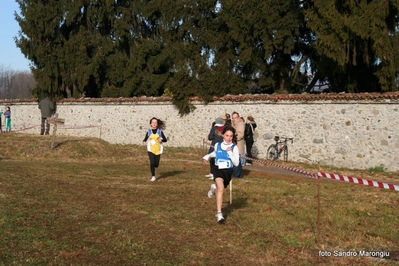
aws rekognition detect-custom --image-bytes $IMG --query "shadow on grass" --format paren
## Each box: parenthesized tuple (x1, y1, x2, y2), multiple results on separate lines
(54, 138, 101, 148)
(158, 171, 186, 180)
(53, 139, 80, 149)
(240, 168, 252, 177)
(222, 196, 248, 220)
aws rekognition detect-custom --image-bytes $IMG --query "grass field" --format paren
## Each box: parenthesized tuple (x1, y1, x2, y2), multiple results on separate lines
(0, 133, 398, 265)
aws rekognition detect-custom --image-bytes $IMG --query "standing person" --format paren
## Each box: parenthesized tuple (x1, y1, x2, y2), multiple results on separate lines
(4, 106, 11, 132)
(205, 116, 226, 179)
(231, 111, 245, 177)
(224, 113, 232, 126)
(202, 126, 239, 224)
(142, 117, 167, 182)
(244, 116, 257, 165)
(39, 93, 55, 135)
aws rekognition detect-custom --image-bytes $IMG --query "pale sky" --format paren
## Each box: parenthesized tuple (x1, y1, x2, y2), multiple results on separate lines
(0, 0, 31, 71)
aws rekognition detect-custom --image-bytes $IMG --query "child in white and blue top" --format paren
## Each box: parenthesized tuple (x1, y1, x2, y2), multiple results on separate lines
(202, 126, 240, 223)
(142, 117, 167, 182)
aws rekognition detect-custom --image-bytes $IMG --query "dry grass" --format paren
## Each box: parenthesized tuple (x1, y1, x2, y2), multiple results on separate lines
(0, 133, 398, 265)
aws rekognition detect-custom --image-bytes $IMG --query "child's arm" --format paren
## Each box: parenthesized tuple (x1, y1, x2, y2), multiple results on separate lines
(160, 131, 167, 142)
(227, 147, 240, 166)
(202, 144, 217, 163)
(143, 131, 149, 144)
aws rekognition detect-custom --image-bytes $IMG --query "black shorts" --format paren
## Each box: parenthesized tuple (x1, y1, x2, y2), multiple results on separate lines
(211, 164, 233, 188)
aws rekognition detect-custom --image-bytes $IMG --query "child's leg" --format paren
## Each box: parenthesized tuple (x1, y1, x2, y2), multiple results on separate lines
(209, 157, 215, 174)
(148, 152, 156, 176)
(153, 154, 161, 168)
(6, 118, 11, 131)
(215, 178, 225, 213)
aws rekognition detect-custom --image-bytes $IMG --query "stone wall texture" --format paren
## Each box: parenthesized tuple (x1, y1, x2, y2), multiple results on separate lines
(1, 92, 399, 172)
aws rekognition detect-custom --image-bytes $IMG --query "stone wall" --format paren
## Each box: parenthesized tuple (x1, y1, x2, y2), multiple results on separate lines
(1, 93, 398, 172)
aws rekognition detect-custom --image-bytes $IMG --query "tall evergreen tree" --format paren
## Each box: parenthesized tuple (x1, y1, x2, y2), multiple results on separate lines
(197, 0, 311, 94)
(161, 0, 238, 109)
(15, 0, 64, 97)
(304, 0, 399, 92)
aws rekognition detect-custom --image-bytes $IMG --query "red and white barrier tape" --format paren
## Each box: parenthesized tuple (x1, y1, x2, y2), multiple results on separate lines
(3, 124, 100, 132)
(203, 140, 399, 191)
(57, 125, 101, 130)
(3, 125, 41, 133)
(318, 172, 399, 191)
(242, 155, 318, 179)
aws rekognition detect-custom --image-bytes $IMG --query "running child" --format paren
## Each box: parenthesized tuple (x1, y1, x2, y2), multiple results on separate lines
(142, 117, 167, 182)
(202, 126, 239, 223)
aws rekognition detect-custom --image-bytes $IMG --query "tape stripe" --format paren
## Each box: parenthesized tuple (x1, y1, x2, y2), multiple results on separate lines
(8, 124, 100, 132)
(317, 172, 399, 191)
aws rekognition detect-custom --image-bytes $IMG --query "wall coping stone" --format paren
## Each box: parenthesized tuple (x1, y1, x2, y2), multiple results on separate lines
(1, 92, 399, 105)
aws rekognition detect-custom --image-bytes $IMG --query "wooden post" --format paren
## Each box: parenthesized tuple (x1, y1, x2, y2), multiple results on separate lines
(230, 179, 232, 204)
(47, 114, 65, 150)
(317, 163, 321, 247)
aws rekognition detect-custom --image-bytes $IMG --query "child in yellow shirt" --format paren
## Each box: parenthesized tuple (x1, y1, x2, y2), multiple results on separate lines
(142, 117, 167, 182)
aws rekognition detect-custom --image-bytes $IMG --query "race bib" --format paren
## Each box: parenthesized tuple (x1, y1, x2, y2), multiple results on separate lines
(217, 159, 231, 169)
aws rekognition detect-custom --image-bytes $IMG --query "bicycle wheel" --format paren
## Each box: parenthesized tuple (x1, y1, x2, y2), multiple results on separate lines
(267, 145, 278, 160)
(283, 146, 288, 162)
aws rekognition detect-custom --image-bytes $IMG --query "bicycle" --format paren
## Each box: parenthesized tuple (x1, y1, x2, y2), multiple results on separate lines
(266, 136, 294, 162)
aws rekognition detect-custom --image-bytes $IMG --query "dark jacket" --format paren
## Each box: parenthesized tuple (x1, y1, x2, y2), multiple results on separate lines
(208, 125, 224, 153)
(39, 97, 55, 118)
(244, 122, 257, 140)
